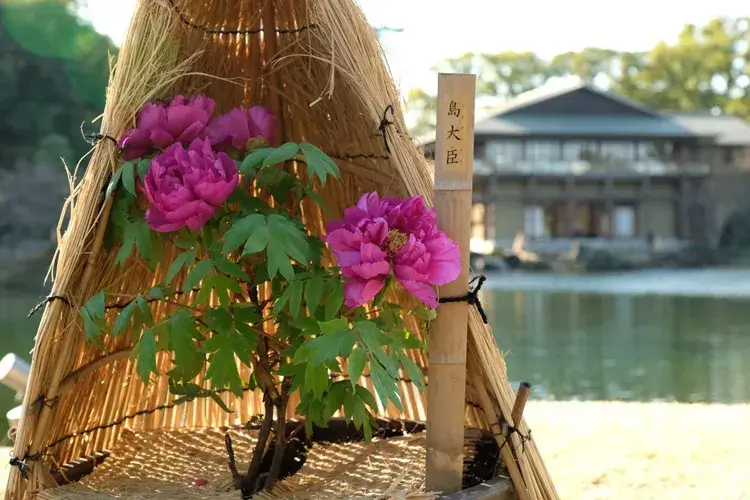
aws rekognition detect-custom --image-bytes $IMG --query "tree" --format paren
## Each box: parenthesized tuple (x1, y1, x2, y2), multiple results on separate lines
(0, 0, 115, 170)
(405, 17, 750, 135)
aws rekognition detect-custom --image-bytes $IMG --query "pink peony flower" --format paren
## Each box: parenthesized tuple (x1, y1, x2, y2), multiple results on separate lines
(325, 192, 461, 308)
(118, 94, 216, 160)
(142, 138, 238, 232)
(207, 105, 276, 152)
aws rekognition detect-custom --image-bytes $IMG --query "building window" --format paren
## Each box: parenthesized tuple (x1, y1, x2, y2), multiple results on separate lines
(486, 140, 524, 165)
(562, 141, 597, 161)
(471, 203, 486, 240)
(524, 206, 547, 238)
(600, 141, 636, 161)
(612, 205, 636, 237)
(526, 140, 561, 161)
(637, 141, 673, 161)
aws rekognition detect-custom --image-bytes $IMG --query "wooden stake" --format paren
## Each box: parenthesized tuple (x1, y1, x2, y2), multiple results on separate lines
(426, 72, 476, 494)
(511, 382, 531, 426)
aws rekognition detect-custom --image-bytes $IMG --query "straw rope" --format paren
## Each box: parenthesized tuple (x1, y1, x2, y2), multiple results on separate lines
(6, 0, 558, 498)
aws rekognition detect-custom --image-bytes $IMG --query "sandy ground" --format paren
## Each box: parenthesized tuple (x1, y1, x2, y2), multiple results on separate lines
(1, 401, 749, 499)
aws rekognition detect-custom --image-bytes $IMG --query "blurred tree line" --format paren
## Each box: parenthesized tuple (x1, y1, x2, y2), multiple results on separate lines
(0, 0, 115, 170)
(408, 17, 750, 136)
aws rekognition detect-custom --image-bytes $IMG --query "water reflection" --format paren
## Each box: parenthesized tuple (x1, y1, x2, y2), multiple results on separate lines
(484, 290, 750, 404)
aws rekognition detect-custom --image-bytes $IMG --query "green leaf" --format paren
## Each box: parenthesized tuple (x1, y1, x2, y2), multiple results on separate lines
(165, 249, 197, 285)
(183, 259, 213, 294)
(240, 147, 274, 174)
(324, 279, 344, 320)
(355, 384, 378, 411)
(263, 142, 299, 167)
(210, 393, 234, 413)
(121, 161, 137, 196)
(267, 239, 294, 281)
(105, 166, 123, 199)
(305, 275, 324, 313)
(323, 382, 348, 420)
(115, 223, 136, 267)
(137, 159, 152, 180)
(135, 297, 155, 327)
(398, 352, 425, 390)
(113, 300, 136, 336)
(148, 286, 166, 300)
(135, 330, 159, 385)
(369, 361, 403, 412)
(205, 338, 244, 398)
(304, 361, 330, 399)
(243, 225, 270, 255)
(85, 291, 106, 319)
(213, 257, 251, 282)
(223, 214, 266, 254)
(299, 143, 340, 186)
(267, 214, 310, 264)
(134, 220, 152, 261)
(168, 310, 204, 381)
(347, 347, 367, 388)
(289, 280, 304, 318)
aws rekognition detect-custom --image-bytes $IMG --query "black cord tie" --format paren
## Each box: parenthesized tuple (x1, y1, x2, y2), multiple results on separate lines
(438, 275, 488, 324)
(28, 294, 70, 319)
(378, 105, 395, 154)
(80, 122, 117, 147)
(9, 452, 40, 480)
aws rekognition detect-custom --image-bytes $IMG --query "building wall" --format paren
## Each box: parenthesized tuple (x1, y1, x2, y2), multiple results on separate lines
(478, 177, 680, 240)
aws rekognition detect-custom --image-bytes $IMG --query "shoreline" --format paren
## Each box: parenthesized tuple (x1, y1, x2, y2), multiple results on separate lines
(2, 400, 748, 498)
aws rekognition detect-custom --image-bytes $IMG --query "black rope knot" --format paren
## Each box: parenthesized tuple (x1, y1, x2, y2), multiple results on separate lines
(378, 105, 395, 154)
(438, 275, 488, 324)
(80, 122, 117, 147)
(9, 452, 40, 480)
(28, 294, 70, 319)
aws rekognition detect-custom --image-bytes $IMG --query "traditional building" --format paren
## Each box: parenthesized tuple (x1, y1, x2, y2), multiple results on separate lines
(421, 76, 750, 247)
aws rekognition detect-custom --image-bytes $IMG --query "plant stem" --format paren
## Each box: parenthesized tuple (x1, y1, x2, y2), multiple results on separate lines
(225, 433, 242, 489)
(264, 378, 292, 490)
(241, 396, 274, 495)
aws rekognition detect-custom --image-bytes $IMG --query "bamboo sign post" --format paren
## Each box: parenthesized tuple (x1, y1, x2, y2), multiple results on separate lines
(426, 72, 477, 494)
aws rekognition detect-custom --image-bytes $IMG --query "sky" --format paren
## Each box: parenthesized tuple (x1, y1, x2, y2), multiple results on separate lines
(77, 0, 748, 97)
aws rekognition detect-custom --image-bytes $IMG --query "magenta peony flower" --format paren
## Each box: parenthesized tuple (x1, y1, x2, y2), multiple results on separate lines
(207, 105, 276, 152)
(324, 192, 461, 308)
(118, 94, 216, 160)
(142, 138, 238, 233)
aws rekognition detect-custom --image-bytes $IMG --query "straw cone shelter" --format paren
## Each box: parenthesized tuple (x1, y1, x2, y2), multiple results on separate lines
(5, 1, 558, 499)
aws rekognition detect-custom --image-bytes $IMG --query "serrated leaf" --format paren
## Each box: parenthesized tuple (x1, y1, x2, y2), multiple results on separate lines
(166, 248, 197, 285)
(121, 161, 136, 196)
(267, 214, 310, 264)
(398, 352, 424, 390)
(304, 361, 330, 399)
(113, 300, 136, 336)
(299, 143, 340, 186)
(135, 330, 159, 385)
(135, 297, 154, 327)
(148, 286, 166, 300)
(267, 239, 294, 281)
(205, 338, 244, 398)
(355, 384, 378, 411)
(240, 147, 274, 174)
(85, 291, 106, 319)
(347, 347, 367, 388)
(323, 382, 348, 420)
(134, 220, 152, 260)
(243, 225, 270, 255)
(305, 275, 324, 313)
(223, 214, 266, 254)
(262, 142, 299, 167)
(105, 166, 123, 199)
(369, 361, 403, 412)
(183, 259, 213, 294)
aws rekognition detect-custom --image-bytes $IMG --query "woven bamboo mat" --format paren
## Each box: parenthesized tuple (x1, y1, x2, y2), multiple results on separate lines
(34, 428, 436, 500)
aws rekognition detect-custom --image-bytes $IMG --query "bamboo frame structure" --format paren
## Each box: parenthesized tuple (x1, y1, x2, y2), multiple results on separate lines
(5, 1, 560, 499)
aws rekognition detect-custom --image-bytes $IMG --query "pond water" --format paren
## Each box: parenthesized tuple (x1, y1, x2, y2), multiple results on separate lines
(1, 269, 749, 442)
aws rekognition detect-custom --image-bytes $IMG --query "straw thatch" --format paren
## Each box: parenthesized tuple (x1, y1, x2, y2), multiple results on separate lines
(5, 0, 558, 499)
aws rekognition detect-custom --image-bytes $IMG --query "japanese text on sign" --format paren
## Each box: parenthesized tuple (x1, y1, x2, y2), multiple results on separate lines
(446, 100, 461, 165)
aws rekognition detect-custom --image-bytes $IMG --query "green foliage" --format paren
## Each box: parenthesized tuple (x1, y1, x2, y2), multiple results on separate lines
(407, 17, 750, 135)
(0, 1, 115, 170)
(84, 141, 424, 442)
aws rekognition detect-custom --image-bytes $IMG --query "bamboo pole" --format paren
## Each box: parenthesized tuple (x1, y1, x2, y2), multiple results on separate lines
(426, 72, 476, 494)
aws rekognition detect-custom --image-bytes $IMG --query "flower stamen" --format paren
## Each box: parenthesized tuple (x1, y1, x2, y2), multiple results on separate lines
(385, 229, 408, 255)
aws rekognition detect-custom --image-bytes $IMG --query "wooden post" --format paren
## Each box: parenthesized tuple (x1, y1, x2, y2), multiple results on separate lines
(426, 72, 476, 494)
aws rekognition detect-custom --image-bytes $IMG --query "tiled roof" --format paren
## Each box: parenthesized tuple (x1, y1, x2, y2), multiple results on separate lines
(666, 112, 750, 146)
